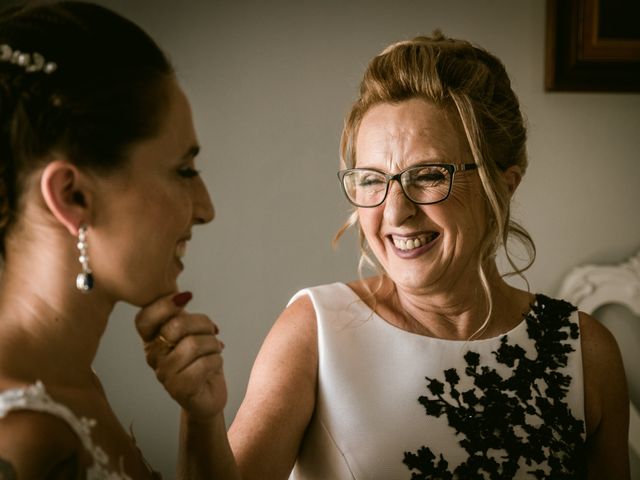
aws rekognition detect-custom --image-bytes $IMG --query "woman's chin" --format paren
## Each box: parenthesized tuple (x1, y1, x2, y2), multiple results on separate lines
(387, 268, 442, 292)
(125, 281, 179, 307)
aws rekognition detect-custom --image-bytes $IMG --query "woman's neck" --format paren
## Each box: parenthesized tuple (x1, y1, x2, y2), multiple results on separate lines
(0, 243, 114, 387)
(376, 263, 532, 340)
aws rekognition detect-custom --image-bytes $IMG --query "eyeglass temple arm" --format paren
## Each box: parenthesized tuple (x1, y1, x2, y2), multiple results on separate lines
(456, 163, 478, 172)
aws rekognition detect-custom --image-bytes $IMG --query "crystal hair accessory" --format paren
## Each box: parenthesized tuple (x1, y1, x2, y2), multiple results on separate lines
(76, 225, 93, 293)
(0, 44, 57, 74)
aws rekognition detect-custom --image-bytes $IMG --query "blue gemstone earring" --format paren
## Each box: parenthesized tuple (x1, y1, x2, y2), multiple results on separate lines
(75, 225, 94, 292)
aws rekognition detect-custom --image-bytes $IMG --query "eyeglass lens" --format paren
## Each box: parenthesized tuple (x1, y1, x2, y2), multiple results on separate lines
(342, 165, 452, 206)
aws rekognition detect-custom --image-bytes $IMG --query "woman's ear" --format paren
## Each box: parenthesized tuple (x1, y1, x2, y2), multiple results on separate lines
(40, 160, 92, 236)
(502, 165, 523, 197)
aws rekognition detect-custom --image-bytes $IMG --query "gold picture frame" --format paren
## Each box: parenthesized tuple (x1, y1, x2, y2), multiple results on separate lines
(545, 0, 640, 92)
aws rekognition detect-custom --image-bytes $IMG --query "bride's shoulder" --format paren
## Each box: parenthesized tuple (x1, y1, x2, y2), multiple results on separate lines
(0, 384, 84, 478)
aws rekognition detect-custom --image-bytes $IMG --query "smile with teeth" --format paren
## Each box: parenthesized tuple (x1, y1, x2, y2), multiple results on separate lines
(392, 233, 438, 251)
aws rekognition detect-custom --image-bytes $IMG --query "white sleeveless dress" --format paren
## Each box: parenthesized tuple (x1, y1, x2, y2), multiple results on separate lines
(289, 283, 586, 480)
(0, 381, 146, 479)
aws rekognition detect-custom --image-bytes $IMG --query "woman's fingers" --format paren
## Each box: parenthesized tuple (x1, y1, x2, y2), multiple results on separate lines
(143, 313, 220, 367)
(135, 291, 193, 342)
(162, 352, 228, 418)
(154, 332, 224, 382)
(158, 313, 219, 346)
(135, 292, 228, 416)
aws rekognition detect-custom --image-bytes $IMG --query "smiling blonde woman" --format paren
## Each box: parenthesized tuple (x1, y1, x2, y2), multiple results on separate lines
(143, 32, 630, 480)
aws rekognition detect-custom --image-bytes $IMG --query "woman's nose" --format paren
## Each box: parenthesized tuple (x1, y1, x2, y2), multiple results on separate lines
(193, 178, 215, 224)
(382, 180, 416, 226)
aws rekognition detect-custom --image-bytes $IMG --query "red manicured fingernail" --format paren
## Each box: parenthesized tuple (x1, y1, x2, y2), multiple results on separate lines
(172, 291, 193, 307)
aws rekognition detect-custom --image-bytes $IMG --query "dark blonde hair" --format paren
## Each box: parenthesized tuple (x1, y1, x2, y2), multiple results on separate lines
(335, 32, 535, 332)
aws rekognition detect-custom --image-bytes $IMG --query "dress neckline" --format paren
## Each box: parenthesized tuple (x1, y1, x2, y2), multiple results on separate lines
(0, 381, 162, 479)
(337, 282, 535, 344)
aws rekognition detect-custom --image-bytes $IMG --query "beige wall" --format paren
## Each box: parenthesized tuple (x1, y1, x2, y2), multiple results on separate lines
(90, 0, 640, 476)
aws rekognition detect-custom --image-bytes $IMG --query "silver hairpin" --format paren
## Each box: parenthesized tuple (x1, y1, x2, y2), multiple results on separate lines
(0, 44, 57, 74)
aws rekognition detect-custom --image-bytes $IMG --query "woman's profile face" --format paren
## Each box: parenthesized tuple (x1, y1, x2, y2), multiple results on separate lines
(355, 98, 489, 292)
(89, 78, 214, 305)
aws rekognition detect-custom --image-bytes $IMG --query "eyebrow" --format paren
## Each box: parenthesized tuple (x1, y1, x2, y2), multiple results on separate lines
(182, 144, 200, 160)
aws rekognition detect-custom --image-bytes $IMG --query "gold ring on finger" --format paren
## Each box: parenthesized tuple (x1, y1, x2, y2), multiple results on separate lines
(156, 334, 176, 350)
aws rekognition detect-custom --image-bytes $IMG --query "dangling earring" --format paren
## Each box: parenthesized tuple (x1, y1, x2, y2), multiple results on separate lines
(75, 224, 94, 292)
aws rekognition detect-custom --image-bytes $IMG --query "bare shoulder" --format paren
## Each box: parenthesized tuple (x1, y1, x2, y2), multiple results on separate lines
(255, 293, 318, 361)
(578, 312, 630, 478)
(235, 292, 318, 400)
(278, 292, 317, 334)
(0, 408, 84, 478)
(579, 310, 616, 345)
(229, 293, 319, 478)
(579, 310, 626, 391)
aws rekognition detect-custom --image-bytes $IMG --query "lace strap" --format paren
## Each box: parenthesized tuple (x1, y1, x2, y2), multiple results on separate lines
(0, 381, 96, 448)
(0, 381, 132, 480)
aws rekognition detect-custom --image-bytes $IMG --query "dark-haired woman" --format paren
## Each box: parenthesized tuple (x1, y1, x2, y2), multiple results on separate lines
(0, 2, 222, 478)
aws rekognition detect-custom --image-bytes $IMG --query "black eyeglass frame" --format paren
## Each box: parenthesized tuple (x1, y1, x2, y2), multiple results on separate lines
(337, 163, 478, 208)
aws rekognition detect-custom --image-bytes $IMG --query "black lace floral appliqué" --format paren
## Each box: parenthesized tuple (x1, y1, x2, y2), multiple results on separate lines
(403, 294, 585, 479)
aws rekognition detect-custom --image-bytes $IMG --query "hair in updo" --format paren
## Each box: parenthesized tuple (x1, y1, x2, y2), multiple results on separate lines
(0, 1, 174, 256)
(335, 32, 536, 330)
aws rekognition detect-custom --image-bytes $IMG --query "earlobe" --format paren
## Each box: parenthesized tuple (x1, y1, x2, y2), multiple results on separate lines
(40, 160, 91, 236)
(502, 165, 522, 196)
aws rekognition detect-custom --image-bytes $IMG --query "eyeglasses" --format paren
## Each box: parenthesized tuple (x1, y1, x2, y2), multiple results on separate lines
(337, 163, 478, 208)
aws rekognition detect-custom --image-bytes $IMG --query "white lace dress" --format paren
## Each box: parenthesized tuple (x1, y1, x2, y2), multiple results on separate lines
(0, 381, 134, 479)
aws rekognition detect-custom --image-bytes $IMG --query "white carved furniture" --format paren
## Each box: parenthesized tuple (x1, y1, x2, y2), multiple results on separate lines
(558, 250, 640, 464)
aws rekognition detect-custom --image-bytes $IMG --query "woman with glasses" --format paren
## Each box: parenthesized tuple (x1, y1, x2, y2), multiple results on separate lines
(141, 32, 629, 479)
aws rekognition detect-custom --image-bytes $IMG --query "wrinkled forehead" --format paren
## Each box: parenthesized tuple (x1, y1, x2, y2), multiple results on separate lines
(354, 98, 470, 171)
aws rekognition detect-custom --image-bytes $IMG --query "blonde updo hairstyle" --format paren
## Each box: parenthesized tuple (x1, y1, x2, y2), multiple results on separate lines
(335, 32, 535, 331)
